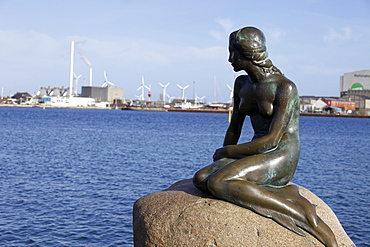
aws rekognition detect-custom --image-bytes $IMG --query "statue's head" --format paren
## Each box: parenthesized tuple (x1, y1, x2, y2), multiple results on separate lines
(229, 27, 282, 75)
(229, 27, 269, 64)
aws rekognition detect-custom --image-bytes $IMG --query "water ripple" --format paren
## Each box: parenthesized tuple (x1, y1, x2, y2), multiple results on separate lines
(0, 108, 368, 246)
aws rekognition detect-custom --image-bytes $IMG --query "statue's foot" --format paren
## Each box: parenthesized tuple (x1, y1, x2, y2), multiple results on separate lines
(264, 185, 337, 247)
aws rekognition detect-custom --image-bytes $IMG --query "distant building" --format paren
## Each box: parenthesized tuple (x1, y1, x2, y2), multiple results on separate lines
(322, 99, 356, 112)
(11, 92, 33, 104)
(340, 69, 370, 113)
(80, 86, 124, 103)
(36, 86, 95, 107)
(41, 96, 95, 107)
(340, 69, 370, 93)
(300, 96, 355, 113)
(300, 96, 337, 113)
(36, 86, 69, 97)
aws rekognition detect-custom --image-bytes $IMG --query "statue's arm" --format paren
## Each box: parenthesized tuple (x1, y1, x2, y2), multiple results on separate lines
(213, 77, 246, 161)
(223, 77, 246, 146)
(226, 81, 297, 157)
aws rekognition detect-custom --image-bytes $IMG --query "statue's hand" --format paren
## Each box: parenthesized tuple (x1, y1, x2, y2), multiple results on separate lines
(213, 146, 229, 161)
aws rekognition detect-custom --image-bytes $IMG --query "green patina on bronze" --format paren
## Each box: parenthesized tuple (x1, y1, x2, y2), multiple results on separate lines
(193, 27, 338, 247)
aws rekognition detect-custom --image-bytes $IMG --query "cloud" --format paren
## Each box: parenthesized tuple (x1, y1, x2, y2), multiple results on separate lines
(0, 30, 66, 70)
(209, 18, 235, 41)
(216, 18, 234, 33)
(0, 28, 229, 99)
(298, 63, 343, 80)
(179, 46, 226, 61)
(265, 28, 285, 45)
(324, 27, 352, 42)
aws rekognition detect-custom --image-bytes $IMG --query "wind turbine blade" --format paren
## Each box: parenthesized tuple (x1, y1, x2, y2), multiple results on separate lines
(159, 83, 164, 87)
(165, 82, 170, 87)
(184, 85, 189, 89)
(177, 84, 182, 89)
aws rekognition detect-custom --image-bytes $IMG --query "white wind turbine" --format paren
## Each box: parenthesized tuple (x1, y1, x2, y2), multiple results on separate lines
(227, 84, 234, 103)
(197, 95, 206, 104)
(101, 71, 115, 87)
(177, 84, 189, 100)
(134, 95, 142, 100)
(73, 72, 82, 95)
(167, 94, 175, 103)
(159, 82, 170, 102)
(137, 76, 150, 101)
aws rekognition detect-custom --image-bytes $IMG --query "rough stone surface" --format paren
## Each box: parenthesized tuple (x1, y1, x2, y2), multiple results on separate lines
(133, 179, 354, 247)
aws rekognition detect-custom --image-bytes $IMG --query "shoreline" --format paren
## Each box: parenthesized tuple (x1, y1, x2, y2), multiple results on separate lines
(1, 104, 369, 118)
(299, 112, 370, 118)
(0, 104, 111, 110)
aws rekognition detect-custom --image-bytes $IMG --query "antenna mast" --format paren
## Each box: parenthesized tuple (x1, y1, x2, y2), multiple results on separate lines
(89, 67, 93, 86)
(214, 75, 217, 101)
(69, 41, 75, 97)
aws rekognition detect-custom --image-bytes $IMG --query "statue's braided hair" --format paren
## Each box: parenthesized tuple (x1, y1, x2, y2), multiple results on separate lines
(229, 27, 283, 75)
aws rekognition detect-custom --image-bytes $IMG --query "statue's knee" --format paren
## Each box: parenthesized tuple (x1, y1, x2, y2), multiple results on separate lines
(193, 170, 207, 188)
(207, 175, 226, 197)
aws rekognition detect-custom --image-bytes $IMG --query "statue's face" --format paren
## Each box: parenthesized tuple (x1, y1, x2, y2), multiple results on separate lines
(228, 46, 245, 72)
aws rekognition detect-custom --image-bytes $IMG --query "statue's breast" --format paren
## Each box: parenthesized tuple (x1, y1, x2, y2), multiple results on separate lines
(238, 86, 255, 114)
(238, 84, 274, 116)
(239, 97, 254, 113)
(255, 83, 276, 116)
(257, 100, 274, 116)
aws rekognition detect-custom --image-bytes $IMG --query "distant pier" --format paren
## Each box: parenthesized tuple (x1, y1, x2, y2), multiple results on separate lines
(1, 104, 370, 118)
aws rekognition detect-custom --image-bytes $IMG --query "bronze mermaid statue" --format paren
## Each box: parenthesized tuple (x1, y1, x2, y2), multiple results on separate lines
(193, 27, 337, 247)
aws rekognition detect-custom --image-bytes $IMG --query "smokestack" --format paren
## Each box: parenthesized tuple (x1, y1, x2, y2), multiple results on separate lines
(89, 67, 92, 86)
(69, 41, 75, 97)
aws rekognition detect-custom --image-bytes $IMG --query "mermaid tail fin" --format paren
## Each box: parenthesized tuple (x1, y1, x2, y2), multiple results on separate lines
(259, 185, 338, 246)
(265, 185, 319, 228)
(251, 205, 306, 236)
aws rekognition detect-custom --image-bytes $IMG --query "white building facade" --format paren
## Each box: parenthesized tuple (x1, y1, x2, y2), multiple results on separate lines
(340, 69, 370, 113)
(340, 69, 370, 93)
(42, 96, 95, 107)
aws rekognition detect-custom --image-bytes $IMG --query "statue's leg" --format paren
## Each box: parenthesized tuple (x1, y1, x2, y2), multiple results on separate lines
(208, 169, 307, 224)
(266, 185, 338, 247)
(206, 151, 305, 217)
(193, 158, 237, 194)
(207, 155, 338, 247)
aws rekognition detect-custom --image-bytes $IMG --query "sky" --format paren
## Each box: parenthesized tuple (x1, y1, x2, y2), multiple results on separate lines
(1, 0, 370, 102)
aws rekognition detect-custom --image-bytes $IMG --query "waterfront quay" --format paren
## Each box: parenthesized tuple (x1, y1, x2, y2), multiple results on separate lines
(2, 103, 370, 118)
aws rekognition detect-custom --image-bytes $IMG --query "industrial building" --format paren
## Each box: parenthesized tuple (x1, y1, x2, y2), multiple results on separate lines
(340, 69, 370, 113)
(38, 41, 123, 107)
(299, 96, 355, 113)
(33, 85, 124, 107)
(35, 86, 95, 107)
(340, 69, 370, 93)
(80, 86, 124, 103)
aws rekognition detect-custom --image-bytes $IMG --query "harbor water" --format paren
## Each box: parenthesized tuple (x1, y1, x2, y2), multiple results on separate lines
(0, 107, 369, 246)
